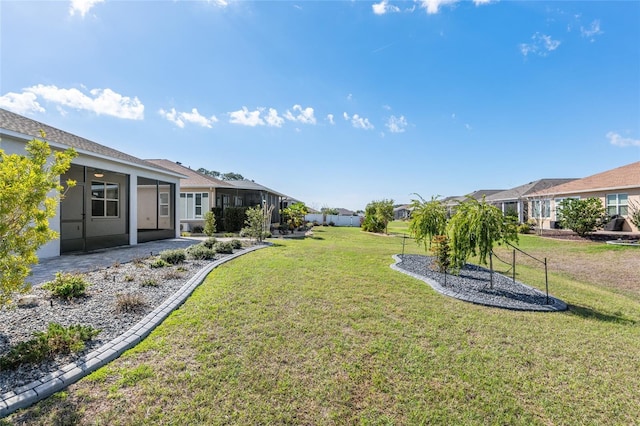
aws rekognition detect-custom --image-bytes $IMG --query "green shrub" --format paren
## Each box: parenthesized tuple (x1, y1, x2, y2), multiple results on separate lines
(203, 211, 217, 236)
(430, 235, 451, 273)
(517, 222, 531, 234)
(0, 323, 99, 370)
(557, 197, 607, 237)
(159, 249, 186, 265)
(223, 207, 247, 233)
(150, 258, 169, 269)
(230, 239, 243, 249)
(215, 241, 234, 254)
(187, 244, 217, 260)
(202, 237, 218, 249)
(43, 272, 88, 299)
(224, 233, 235, 238)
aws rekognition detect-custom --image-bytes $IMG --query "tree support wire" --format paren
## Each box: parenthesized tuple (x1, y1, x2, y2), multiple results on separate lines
(490, 243, 550, 305)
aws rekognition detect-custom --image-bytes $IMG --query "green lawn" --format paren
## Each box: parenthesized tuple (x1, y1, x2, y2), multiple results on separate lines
(6, 226, 640, 425)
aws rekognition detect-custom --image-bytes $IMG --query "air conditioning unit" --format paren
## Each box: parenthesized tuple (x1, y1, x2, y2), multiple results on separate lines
(180, 223, 191, 232)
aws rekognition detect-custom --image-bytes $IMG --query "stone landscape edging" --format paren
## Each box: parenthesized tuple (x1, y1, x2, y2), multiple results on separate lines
(391, 254, 567, 312)
(0, 243, 270, 418)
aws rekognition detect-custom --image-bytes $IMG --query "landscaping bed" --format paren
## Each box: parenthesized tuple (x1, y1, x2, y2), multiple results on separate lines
(0, 244, 247, 394)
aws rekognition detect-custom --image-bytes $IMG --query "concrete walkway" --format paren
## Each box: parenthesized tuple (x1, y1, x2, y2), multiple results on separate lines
(29, 238, 201, 286)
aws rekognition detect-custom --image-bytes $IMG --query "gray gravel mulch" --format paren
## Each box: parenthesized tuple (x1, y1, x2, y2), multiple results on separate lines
(392, 254, 567, 312)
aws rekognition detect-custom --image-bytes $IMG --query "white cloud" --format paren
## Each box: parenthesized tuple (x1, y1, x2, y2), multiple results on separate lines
(607, 131, 640, 147)
(207, 0, 229, 7)
(418, 0, 458, 14)
(265, 108, 285, 127)
(372, 0, 400, 15)
(344, 112, 374, 130)
(520, 33, 561, 57)
(159, 107, 217, 128)
(69, 0, 104, 17)
(581, 20, 603, 41)
(326, 114, 335, 125)
(16, 84, 144, 119)
(0, 91, 45, 115)
(347, 93, 353, 101)
(385, 115, 408, 133)
(228, 107, 265, 127)
(284, 104, 316, 124)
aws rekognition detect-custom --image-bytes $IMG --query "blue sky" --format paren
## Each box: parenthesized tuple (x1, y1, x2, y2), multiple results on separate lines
(1, 0, 639, 211)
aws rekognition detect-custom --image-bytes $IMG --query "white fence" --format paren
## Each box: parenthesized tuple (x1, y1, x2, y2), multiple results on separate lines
(305, 214, 362, 227)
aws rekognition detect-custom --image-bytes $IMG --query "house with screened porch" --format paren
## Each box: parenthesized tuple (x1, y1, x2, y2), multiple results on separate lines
(0, 108, 185, 258)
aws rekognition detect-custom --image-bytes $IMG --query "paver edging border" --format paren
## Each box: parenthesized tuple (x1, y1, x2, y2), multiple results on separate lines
(391, 254, 567, 312)
(0, 243, 271, 418)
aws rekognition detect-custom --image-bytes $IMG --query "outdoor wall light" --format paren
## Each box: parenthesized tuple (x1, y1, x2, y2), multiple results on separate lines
(93, 170, 104, 178)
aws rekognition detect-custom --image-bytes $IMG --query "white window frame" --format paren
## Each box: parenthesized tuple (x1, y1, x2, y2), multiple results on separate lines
(159, 192, 170, 217)
(179, 192, 209, 220)
(606, 193, 628, 216)
(532, 199, 551, 219)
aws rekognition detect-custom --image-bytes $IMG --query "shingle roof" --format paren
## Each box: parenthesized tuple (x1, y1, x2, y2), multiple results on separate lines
(0, 108, 180, 176)
(443, 190, 504, 205)
(225, 179, 287, 197)
(485, 179, 576, 202)
(529, 161, 640, 197)
(145, 159, 233, 189)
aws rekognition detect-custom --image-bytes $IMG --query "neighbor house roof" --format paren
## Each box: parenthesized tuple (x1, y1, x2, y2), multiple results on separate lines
(529, 161, 640, 197)
(225, 179, 287, 197)
(146, 159, 233, 189)
(0, 108, 182, 178)
(485, 179, 576, 202)
(443, 189, 504, 205)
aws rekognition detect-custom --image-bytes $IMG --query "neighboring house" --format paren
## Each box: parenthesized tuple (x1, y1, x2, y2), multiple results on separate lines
(222, 179, 287, 223)
(394, 204, 413, 220)
(0, 108, 185, 258)
(335, 207, 356, 216)
(146, 159, 233, 231)
(443, 189, 504, 217)
(281, 196, 304, 209)
(526, 161, 640, 232)
(485, 179, 576, 223)
(146, 160, 288, 228)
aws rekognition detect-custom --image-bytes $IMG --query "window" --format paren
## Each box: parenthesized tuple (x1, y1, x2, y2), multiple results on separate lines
(159, 192, 170, 217)
(91, 181, 119, 217)
(532, 199, 551, 218)
(607, 193, 628, 216)
(179, 192, 208, 219)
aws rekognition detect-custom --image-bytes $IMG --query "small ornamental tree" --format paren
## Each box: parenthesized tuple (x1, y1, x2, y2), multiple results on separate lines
(203, 211, 216, 236)
(362, 199, 394, 234)
(408, 194, 447, 251)
(0, 133, 77, 305)
(448, 196, 518, 271)
(282, 202, 308, 230)
(557, 197, 607, 237)
(242, 205, 265, 242)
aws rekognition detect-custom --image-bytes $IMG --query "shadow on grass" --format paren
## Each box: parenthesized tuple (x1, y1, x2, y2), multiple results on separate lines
(4, 391, 83, 425)
(566, 304, 636, 325)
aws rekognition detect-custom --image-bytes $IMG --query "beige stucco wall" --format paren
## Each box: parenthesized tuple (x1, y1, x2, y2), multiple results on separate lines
(528, 189, 640, 233)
